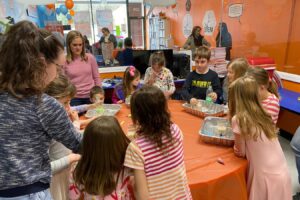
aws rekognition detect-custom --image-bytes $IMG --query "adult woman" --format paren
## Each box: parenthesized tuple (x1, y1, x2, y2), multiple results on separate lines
(0, 21, 82, 199)
(99, 27, 117, 64)
(183, 26, 211, 58)
(64, 30, 101, 106)
(216, 22, 232, 61)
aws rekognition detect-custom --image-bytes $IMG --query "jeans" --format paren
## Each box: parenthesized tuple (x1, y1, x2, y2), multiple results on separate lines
(0, 189, 51, 200)
(291, 126, 300, 184)
(70, 98, 91, 106)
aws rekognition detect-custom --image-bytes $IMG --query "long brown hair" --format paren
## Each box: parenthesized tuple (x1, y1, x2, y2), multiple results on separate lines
(130, 85, 172, 149)
(122, 66, 140, 98)
(0, 21, 64, 98)
(246, 67, 279, 98)
(66, 30, 87, 63)
(228, 76, 277, 140)
(73, 116, 129, 196)
(44, 74, 76, 99)
(227, 58, 249, 82)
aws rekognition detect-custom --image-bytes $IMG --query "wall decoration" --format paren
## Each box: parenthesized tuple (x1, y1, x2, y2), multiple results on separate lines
(74, 10, 92, 38)
(228, 3, 243, 18)
(182, 13, 193, 38)
(185, 0, 191, 12)
(96, 9, 113, 33)
(202, 10, 216, 36)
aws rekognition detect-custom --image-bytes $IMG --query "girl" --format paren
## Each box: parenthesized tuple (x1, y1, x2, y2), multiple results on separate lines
(144, 51, 176, 98)
(64, 30, 101, 106)
(112, 66, 141, 104)
(69, 116, 134, 200)
(246, 67, 280, 124)
(125, 86, 192, 200)
(0, 21, 82, 199)
(228, 76, 291, 200)
(46, 74, 101, 200)
(223, 58, 250, 104)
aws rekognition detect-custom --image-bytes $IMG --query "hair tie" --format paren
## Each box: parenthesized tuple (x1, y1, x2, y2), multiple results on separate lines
(129, 66, 135, 77)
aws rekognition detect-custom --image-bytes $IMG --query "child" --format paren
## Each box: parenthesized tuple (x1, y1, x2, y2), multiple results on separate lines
(45, 74, 100, 200)
(181, 46, 222, 105)
(125, 85, 192, 199)
(144, 51, 175, 98)
(69, 116, 134, 199)
(246, 67, 280, 124)
(228, 76, 291, 200)
(90, 85, 105, 104)
(0, 21, 81, 198)
(112, 66, 141, 104)
(222, 58, 250, 104)
(116, 37, 134, 66)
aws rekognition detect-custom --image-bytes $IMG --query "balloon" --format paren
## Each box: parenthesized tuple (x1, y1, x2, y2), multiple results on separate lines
(46, 4, 55, 9)
(66, 14, 72, 20)
(60, 5, 68, 15)
(69, 9, 75, 16)
(68, 19, 73, 25)
(65, 0, 74, 10)
(56, 7, 61, 15)
(37, 5, 47, 14)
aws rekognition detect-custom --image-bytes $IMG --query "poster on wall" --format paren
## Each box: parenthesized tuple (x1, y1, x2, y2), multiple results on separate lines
(96, 9, 113, 35)
(182, 13, 193, 38)
(202, 10, 216, 36)
(73, 11, 92, 38)
(228, 4, 243, 18)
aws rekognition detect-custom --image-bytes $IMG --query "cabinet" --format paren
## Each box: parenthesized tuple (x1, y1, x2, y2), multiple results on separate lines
(149, 17, 172, 49)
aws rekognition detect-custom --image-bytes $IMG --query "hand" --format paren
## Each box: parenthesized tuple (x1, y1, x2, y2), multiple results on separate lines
(208, 92, 218, 102)
(68, 153, 81, 164)
(190, 98, 198, 105)
(117, 100, 123, 104)
(148, 72, 157, 85)
(69, 110, 79, 122)
(164, 91, 173, 99)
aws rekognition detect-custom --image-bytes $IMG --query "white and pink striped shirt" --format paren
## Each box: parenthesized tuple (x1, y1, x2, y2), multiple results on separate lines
(262, 94, 280, 124)
(124, 124, 192, 200)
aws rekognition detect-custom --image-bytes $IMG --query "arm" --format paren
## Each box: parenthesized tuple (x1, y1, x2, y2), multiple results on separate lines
(133, 169, 149, 200)
(38, 95, 82, 153)
(110, 35, 118, 48)
(183, 36, 192, 49)
(181, 73, 193, 102)
(165, 69, 175, 98)
(202, 38, 211, 47)
(51, 154, 81, 174)
(144, 68, 153, 85)
(89, 54, 102, 86)
(232, 117, 246, 158)
(71, 105, 89, 114)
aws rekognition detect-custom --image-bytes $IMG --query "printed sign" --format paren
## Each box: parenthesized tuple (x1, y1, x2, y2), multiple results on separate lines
(74, 11, 92, 38)
(228, 4, 243, 18)
(202, 10, 216, 36)
(182, 13, 193, 38)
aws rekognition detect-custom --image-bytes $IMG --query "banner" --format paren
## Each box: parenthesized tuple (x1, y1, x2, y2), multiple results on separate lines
(73, 11, 92, 38)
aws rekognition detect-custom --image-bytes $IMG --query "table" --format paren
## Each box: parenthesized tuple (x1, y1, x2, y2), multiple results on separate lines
(116, 100, 248, 200)
(277, 88, 300, 134)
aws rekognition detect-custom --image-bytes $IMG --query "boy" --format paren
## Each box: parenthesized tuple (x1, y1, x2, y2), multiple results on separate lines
(181, 46, 222, 105)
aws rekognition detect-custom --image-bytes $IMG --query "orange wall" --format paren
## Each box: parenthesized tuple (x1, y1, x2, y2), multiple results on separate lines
(151, 0, 300, 76)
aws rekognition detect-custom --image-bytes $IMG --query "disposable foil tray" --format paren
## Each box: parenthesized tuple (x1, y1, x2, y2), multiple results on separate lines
(199, 116, 234, 146)
(85, 104, 121, 118)
(182, 100, 225, 118)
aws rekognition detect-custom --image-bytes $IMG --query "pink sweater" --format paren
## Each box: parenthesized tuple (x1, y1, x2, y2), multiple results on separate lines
(64, 53, 101, 98)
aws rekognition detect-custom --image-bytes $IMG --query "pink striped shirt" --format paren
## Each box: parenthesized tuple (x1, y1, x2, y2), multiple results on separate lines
(64, 53, 101, 98)
(262, 94, 280, 124)
(124, 124, 192, 200)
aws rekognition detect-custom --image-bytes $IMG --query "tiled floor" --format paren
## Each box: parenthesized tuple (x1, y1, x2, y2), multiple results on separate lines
(279, 135, 300, 195)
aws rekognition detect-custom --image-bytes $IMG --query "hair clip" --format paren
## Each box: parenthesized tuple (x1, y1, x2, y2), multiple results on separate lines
(129, 66, 135, 77)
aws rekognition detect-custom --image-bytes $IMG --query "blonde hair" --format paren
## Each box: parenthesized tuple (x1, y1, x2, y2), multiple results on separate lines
(66, 30, 87, 63)
(228, 76, 277, 140)
(227, 58, 249, 83)
(246, 67, 279, 98)
(149, 51, 165, 67)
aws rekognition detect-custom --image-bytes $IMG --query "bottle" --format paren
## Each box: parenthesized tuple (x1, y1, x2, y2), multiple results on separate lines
(206, 85, 213, 103)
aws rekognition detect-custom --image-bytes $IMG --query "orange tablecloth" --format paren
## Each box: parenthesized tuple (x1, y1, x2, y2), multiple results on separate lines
(115, 100, 248, 200)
